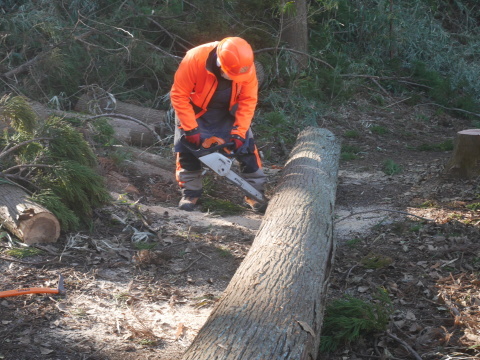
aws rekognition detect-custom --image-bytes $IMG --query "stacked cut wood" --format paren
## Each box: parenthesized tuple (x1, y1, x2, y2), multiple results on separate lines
(182, 127, 341, 360)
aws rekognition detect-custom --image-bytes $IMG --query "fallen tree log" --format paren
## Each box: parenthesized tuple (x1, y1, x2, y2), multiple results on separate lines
(182, 127, 341, 360)
(0, 183, 60, 245)
(446, 129, 480, 178)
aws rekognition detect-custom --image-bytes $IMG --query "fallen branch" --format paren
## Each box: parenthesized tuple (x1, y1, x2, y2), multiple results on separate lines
(417, 102, 480, 118)
(386, 331, 423, 360)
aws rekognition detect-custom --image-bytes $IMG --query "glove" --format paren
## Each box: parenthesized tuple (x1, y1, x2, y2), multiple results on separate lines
(229, 135, 245, 152)
(185, 133, 201, 148)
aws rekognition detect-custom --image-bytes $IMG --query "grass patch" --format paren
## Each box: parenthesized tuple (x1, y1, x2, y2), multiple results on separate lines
(344, 130, 360, 138)
(416, 140, 453, 151)
(134, 242, 157, 250)
(341, 144, 361, 161)
(346, 238, 363, 247)
(361, 253, 393, 269)
(6, 247, 43, 258)
(382, 159, 402, 175)
(320, 289, 393, 353)
(216, 246, 232, 257)
(466, 203, 480, 211)
(370, 125, 388, 135)
(201, 197, 244, 216)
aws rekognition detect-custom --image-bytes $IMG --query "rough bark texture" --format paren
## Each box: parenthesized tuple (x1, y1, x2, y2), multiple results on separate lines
(182, 127, 341, 360)
(0, 183, 60, 245)
(446, 129, 480, 178)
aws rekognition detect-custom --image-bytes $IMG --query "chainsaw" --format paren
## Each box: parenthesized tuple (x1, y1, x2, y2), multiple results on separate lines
(180, 135, 265, 204)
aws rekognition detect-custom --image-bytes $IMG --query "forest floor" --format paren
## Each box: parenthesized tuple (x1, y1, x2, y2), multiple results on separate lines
(1, 95, 480, 360)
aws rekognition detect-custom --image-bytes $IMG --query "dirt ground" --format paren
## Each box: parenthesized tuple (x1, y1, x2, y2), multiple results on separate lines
(1, 96, 480, 360)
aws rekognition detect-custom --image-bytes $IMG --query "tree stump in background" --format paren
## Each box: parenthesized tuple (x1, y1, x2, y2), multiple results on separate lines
(182, 127, 341, 360)
(446, 129, 480, 178)
(0, 183, 60, 245)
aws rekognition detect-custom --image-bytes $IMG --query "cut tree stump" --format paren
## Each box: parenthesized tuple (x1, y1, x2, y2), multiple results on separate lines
(446, 129, 480, 178)
(182, 127, 341, 360)
(0, 183, 60, 245)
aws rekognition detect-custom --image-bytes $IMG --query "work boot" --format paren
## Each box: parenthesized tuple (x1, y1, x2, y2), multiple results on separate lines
(178, 197, 199, 211)
(244, 196, 268, 214)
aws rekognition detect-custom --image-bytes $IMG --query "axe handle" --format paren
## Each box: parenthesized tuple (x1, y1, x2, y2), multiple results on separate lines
(0, 287, 60, 298)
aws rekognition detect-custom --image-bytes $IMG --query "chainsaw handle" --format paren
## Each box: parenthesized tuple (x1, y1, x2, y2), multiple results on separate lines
(180, 136, 235, 158)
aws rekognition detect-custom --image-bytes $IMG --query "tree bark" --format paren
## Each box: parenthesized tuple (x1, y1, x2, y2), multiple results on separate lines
(280, 0, 309, 69)
(446, 129, 480, 178)
(182, 127, 341, 360)
(0, 183, 61, 245)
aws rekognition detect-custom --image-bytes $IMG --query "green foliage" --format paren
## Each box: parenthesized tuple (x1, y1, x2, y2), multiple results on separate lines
(201, 197, 244, 216)
(340, 144, 361, 161)
(361, 253, 393, 269)
(134, 242, 157, 250)
(30, 190, 80, 231)
(382, 159, 402, 175)
(320, 288, 393, 353)
(0, 95, 35, 134)
(0, 99, 110, 230)
(416, 140, 453, 152)
(38, 160, 110, 220)
(42, 117, 97, 166)
(344, 130, 360, 138)
(92, 117, 116, 146)
(370, 125, 388, 135)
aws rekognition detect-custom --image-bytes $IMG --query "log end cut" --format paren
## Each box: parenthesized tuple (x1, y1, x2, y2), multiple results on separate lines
(19, 212, 60, 245)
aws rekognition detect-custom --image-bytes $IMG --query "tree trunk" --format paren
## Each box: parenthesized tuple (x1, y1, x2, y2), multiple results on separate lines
(182, 127, 341, 360)
(0, 183, 61, 245)
(446, 129, 480, 178)
(280, 0, 309, 69)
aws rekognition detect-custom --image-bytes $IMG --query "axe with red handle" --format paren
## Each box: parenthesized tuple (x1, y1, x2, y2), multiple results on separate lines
(0, 274, 65, 298)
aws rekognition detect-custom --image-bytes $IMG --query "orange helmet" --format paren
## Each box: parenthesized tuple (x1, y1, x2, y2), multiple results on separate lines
(217, 37, 255, 82)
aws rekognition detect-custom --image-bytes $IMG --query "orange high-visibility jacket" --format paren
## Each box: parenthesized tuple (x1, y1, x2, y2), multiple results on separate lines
(170, 41, 258, 139)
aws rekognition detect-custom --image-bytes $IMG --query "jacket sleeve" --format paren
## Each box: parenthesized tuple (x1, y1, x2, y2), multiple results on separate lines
(170, 53, 199, 132)
(230, 66, 258, 139)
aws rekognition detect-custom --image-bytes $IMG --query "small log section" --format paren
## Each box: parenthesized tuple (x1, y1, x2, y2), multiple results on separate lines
(0, 183, 60, 245)
(446, 129, 480, 178)
(182, 127, 341, 360)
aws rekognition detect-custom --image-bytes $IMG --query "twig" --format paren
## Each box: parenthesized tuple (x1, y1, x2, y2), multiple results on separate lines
(416, 102, 480, 118)
(0, 255, 57, 266)
(386, 331, 423, 360)
(335, 208, 433, 224)
(175, 256, 202, 274)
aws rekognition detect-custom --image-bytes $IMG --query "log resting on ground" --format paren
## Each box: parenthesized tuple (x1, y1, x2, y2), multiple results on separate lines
(0, 183, 60, 245)
(182, 127, 341, 360)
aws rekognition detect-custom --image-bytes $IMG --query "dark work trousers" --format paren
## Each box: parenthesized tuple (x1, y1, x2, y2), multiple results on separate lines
(173, 89, 266, 198)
